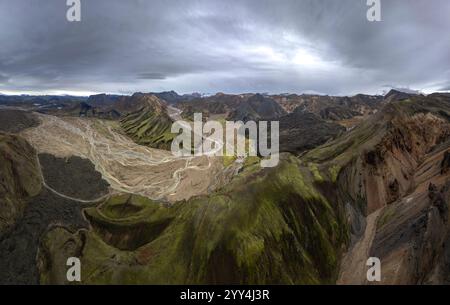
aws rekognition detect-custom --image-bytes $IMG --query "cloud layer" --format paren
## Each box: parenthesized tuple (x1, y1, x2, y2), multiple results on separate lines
(0, 0, 449, 95)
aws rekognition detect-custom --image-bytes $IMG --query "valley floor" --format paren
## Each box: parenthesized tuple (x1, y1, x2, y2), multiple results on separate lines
(21, 113, 231, 202)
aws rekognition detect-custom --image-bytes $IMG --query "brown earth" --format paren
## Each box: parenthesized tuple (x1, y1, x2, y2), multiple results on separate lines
(21, 113, 233, 202)
(0, 109, 40, 133)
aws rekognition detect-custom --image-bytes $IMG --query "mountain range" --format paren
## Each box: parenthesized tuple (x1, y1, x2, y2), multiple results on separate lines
(0, 89, 449, 284)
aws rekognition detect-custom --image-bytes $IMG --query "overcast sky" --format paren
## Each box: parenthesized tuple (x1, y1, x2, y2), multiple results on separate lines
(0, 0, 449, 96)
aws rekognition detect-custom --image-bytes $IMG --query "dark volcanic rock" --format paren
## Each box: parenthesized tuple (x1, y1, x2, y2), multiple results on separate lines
(0, 153, 109, 284)
(39, 154, 110, 200)
(428, 183, 449, 221)
(441, 151, 450, 174)
(86, 94, 121, 107)
(272, 93, 383, 119)
(278, 109, 345, 154)
(64, 101, 121, 120)
(151, 90, 199, 104)
(0, 189, 91, 284)
(153, 91, 182, 104)
(78, 101, 95, 116)
(384, 89, 417, 102)
(0, 109, 40, 133)
(319, 106, 360, 120)
(228, 94, 286, 122)
(178, 93, 245, 120)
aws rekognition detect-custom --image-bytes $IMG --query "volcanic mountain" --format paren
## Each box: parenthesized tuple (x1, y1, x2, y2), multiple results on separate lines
(31, 93, 450, 284)
(272, 93, 384, 122)
(228, 93, 287, 122)
(119, 94, 175, 150)
(302, 93, 450, 284)
(177, 92, 246, 120)
(1, 91, 449, 285)
(278, 108, 345, 154)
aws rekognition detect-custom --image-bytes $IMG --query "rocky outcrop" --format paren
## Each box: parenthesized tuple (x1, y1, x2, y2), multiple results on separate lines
(384, 89, 417, 103)
(272, 93, 383, 119)
(307, 98, 450, 215)
(369, 181, 449, 284)
(228, 94, 287, 122)
(441, 151, 450, 174)
(358, 111, 449, 212)
(38, 153, 110, 201)
(45, 92, 170, 120)
(301, 94, 450, 284)
(0, 152, 110, 284)
(319, 106, 360, 121)
(0, 109, 40, 133)
(177, 93, 248, 120)
(279, 109, 345, 154)
(86, 94, 122, 107)
(151, 91, 200, 104)
(7, 91, 450, 285)
(0, 133, 42, 234)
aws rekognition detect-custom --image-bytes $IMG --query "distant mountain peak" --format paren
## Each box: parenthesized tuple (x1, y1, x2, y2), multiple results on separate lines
(384, 89, 417, 102)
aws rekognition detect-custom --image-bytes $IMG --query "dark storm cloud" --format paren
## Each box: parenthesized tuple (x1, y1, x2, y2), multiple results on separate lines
(0, 73, 8, 83)
(0, 0, 449, 95)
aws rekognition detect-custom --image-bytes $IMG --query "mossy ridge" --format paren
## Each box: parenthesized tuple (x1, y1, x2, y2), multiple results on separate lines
(38, 94, 450, 285)
(90, 193, 170, 222)
(120, 105, 175, 150)
(40, 156, 348, 284)
(84, 194, 176, 251)
(308, 162, 324, 183)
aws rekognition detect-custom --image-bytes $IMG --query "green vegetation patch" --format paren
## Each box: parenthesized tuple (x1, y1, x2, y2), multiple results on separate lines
(40, 156, 349, 285)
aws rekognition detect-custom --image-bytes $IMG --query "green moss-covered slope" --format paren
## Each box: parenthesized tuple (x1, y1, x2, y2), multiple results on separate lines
(39, 155, 348, 284)
(119, 95, 175, 150)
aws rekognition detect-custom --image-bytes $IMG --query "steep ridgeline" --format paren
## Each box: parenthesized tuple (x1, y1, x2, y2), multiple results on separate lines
(44, 92, 175, 121)
(57, 93, 164, 119)
(278, 108, 345, 154)
(272, 93, 384, 120)
(22, 92, 450, 285)
(0, 109, 40, 133)
(151, 91, 201, 104)
(227, 93, 287, 122)
(0, 133, 42, 235)
(302, 93, 450, 284)
(86, 94, 123, 107)
(62, 101, 121, 120)
(305, 94, 450, 214)
(119, 94, 175, 150)
(36, 93, 450, 285)
(177, 93, 286, 121)
(177, 92, 247, 120)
